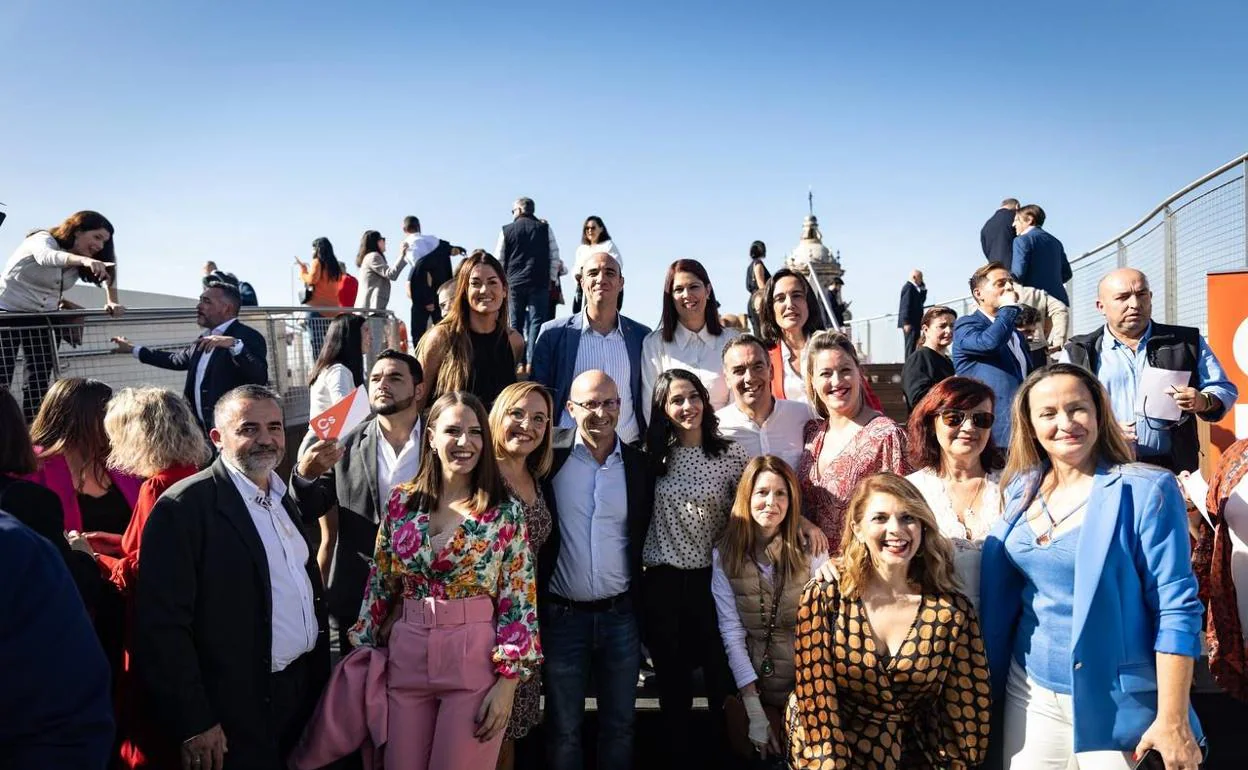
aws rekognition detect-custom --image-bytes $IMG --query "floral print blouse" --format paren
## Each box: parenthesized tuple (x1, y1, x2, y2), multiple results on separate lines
(349, 484, 542, 680)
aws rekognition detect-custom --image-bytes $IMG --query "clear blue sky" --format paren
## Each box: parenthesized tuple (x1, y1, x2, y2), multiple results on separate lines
(2, 0, 1245, 331)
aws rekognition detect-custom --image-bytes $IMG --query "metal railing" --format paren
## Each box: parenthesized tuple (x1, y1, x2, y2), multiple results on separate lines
(853, 152, 1248, 363)
(1067, 152, 1248, 336)
(0, 306, 400, 426)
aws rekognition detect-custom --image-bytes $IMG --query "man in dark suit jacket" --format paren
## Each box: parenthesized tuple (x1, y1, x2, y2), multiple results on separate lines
(532, 251, 652, 444)
(0, 510, 113, 769)
(497, 197, 560, 365)
(402, 217, 461, 348)
(897, 268, 927, 358)
(292, 349, 425, 653)
(952, 262, 1034, 447)
(113, 280, 268, 432)
(537, 370, 654, 770)
(1010, 203, 1073, 305)
(980, 197, 1019, 263)
(137, 385, 328, 770)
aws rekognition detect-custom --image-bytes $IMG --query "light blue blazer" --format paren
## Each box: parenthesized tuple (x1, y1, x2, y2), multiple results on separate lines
(979, 462, 1204, 752)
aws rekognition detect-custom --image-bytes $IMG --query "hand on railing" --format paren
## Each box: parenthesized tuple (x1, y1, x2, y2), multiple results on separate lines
(110, 336, 134, 354)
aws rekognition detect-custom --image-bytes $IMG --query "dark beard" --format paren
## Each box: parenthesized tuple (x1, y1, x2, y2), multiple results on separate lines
(374, 394, 415, 416)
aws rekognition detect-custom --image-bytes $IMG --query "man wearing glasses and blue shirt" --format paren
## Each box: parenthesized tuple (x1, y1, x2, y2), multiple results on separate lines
(1060, 267, 1238, 472)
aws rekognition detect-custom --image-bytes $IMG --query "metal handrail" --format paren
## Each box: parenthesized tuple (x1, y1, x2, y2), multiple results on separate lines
(798, 262, 842, 332)
(850, 295, 974, 325)
(0, 305, 380, 320)
(1073, 151, 1248, 264)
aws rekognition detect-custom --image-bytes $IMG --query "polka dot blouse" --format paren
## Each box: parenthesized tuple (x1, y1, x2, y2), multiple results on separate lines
(643, 441, 750, 570)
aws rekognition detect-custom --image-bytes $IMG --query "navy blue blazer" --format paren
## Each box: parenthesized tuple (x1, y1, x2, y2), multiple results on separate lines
(980, 463, 1204, 752)
(951, 305, 1032, 446)
(981, 207, 1017, 264)
(531, 312, 652, 435)
(1011, 227, 1072, 305)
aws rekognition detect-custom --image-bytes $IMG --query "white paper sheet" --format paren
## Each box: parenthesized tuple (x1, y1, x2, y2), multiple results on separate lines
(1179, 471, 1212, 528)
(1134, 367, 1190, 422)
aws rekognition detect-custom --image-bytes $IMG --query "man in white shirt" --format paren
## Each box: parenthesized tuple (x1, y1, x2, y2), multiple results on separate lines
(113, 278, 268, 432)
(137, 385, 327, 770)
(715, 334, 813, 469)
(292, 349, 425, 653)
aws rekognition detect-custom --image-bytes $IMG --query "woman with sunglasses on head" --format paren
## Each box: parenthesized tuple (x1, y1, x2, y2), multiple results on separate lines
(642, 369, 750, 770)
(488, 382, 555, 770)
(712, 455, 826, 767)
(903, 376, 1002, 610)
(981, 363, 1205, 769)
(346, 391, 541, 768)
(798, 331, 911, 553)
(640, 259, 740, 424)
(416, 250, 526, 411)
(787, 472, 991, 769)
(572, 216, 620, 313)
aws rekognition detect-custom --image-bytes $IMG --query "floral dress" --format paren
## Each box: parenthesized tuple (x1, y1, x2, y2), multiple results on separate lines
(503, 481, 553, 740)
(350, 484, 542, 681)
(798, 415, 912, 553)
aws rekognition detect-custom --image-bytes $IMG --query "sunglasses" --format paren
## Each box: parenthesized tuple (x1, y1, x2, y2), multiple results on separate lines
(936, 409, 995, 430)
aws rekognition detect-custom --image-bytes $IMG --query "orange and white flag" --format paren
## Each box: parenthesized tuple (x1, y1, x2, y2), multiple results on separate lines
(309, 386, 371, 441)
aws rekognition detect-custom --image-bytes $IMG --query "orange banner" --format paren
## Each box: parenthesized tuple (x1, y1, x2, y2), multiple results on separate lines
(1206, 270, 1248, 469)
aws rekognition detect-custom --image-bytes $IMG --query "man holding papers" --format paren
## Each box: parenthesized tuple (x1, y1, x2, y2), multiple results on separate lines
(1061, 267, 1238, 471)
(290, 349, 425, 654)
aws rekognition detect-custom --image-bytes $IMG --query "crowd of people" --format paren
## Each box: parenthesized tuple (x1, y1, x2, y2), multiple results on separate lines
(0, 199, 1246, 770)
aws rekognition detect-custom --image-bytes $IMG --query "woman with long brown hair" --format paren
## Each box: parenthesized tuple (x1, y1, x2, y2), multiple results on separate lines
(357, 229, 408, 311)
(295, 236, 344, 355)
(712, 455, 826, 766)
(488, 381, 555, 769)
(640, 258, 740, 423)
(348, 390, 541, 767)
(0, 210, 123, 421)
(981, 363, 1204, 769)
(416, 250, 525, 410)
(788, 472, 991, 769)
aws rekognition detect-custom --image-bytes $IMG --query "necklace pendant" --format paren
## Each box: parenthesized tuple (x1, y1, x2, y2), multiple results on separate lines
(760, 657, 775, 677)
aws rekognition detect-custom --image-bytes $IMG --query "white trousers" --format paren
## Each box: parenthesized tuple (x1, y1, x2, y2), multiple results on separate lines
(1003, 661, 1133, 770)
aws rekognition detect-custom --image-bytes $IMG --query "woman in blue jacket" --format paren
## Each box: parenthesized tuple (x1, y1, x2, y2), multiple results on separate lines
(981, 363, 1203, 769)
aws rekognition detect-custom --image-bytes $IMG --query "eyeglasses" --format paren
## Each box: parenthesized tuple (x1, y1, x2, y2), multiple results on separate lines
(570, 398, 621, 413)
(936, 409, 995, 430)
(1139, 396, 1192, 432)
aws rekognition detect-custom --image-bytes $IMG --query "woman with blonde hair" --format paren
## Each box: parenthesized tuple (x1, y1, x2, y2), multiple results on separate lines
(797, 331, 910, 552)
(712, 455, 827, 766)
(416, 250, 525, 411)
(488, 381, 555, 769)
(787, 472, 991, 769)
(981, 363, 1204, 768)
(91, 387, 209, 769)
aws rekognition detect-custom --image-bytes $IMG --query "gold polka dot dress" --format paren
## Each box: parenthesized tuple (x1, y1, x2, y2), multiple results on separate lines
(786, 578, 992, 769)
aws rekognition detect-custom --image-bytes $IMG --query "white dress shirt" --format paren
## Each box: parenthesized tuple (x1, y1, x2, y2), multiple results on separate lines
(640, 324, 740, 424)
(979, 308, 1029, 375)
(376, 422, 423, 512)
(558, 314, 639, 443)
(779, 340, 810, 404)
(221, 461, 318, 671)
(133, 319, 244, 422)
(715, 399, 813, 469)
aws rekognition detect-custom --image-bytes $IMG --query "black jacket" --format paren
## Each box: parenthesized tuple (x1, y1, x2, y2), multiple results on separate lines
(500, 216, 552, 291)
(409, 239, 454, 310)
(136, 460, 329, 768)
(898, 281, 927, 328)
(138, 318, 269, 432)
(980, 207, 1017, 264)
(537, 428, 653, 600)
(1063, 322, 1210, 471)
(0, 475, 101, 610)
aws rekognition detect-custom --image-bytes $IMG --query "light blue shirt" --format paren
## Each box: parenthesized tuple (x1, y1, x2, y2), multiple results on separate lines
(1008, 519, 1080, 694)
(1066, 323, 1238, 456)
(549, 431, 631, 602)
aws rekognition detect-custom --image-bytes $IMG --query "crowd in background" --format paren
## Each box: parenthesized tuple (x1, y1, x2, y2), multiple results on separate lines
(0, 200, 1246, 770)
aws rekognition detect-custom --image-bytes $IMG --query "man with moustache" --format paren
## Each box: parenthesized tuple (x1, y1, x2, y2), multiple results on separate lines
(539, 370, 653, 770)
(113, 277, 268, 432)
(137, 385, 328, 770)
(714, 334, 812, 469)
(292, 349, 425, 654)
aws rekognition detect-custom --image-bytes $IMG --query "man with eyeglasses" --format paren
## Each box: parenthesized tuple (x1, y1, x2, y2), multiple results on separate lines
(538, 369, 653, 770)
(533, 250, 651, 444)
(1059, 267, 1237, 472)
(952, 261, 1035, 447)
(496, 197, 561, 367)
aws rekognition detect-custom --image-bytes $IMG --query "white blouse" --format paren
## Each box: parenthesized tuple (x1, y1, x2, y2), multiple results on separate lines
(643, 442, 749, 570)
(905, 467, 1003, 611)
(780, 340, 809, 404)
(573, 240, 621, 272)
(640, 324, 740, 424)
(297, 363, 357, 456)
(1220, 474, 1248, 641)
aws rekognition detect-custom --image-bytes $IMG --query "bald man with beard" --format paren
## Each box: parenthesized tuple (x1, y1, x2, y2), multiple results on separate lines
(1060, 267, 1237, 472)
(537, 370, 654, 770)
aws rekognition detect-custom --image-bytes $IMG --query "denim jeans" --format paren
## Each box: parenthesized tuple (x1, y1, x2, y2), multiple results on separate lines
(508, 285, 549, 365)
(540, 595, 641, 770)
(306, 312, 331, 358)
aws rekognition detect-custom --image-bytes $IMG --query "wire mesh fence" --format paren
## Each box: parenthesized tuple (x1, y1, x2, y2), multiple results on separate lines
(0, 307, 399, 426)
